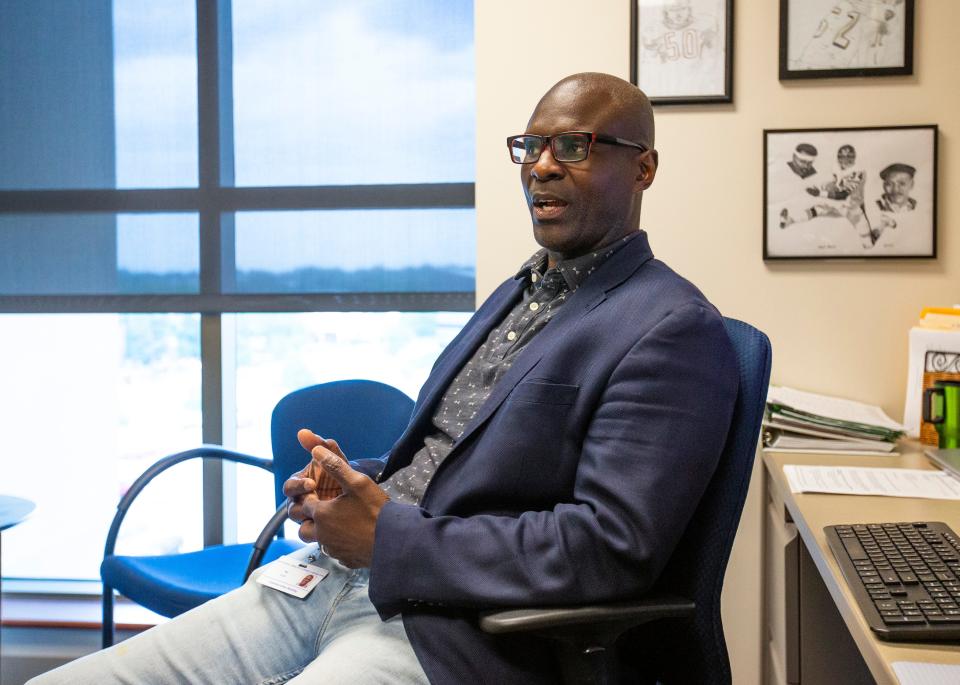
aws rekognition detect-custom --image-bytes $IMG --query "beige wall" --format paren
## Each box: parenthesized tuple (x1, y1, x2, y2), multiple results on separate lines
(476, 0, 958, 422)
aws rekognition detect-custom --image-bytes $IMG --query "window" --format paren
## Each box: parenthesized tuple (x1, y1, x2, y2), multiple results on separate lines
(0, 0, 474, 583)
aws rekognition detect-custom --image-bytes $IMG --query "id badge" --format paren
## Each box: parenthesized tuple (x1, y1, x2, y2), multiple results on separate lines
(256, 552, 329, 598)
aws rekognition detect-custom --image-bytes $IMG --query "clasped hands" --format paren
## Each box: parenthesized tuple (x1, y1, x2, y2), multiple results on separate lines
(282, 429, 389, 568)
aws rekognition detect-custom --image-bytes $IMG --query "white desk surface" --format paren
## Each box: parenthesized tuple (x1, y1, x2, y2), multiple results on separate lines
(763, 447, 960, 684)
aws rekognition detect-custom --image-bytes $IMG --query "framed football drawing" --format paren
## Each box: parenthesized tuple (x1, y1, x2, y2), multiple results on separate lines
(630, 0, 734, 105)
(779, 0, 914, 80)
(764, 125, 937, 260)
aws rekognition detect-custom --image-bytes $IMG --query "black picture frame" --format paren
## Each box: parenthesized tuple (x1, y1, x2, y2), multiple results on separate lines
(763, 125, 937, 260)
(630, 0, 734, 105)
(779, 0, 915, 80)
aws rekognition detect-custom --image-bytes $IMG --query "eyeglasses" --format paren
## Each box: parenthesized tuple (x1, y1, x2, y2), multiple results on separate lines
(506, 131, 649, 164)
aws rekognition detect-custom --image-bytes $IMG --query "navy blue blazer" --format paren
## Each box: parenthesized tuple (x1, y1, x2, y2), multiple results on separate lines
(357, 231, 738, 684)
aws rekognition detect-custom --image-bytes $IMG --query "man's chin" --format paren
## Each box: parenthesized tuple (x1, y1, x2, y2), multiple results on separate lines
(532, 222, 574, 252)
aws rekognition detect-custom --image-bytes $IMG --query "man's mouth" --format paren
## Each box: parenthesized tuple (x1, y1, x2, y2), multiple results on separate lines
(532, 197, 569, 221)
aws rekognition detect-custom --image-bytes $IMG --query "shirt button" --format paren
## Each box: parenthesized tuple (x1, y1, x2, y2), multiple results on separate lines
(506, 331, 517, 341)
(529, 302, 540, 311)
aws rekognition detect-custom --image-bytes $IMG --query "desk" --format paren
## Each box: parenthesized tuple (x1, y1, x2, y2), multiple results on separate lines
(763, 448, 960, 684)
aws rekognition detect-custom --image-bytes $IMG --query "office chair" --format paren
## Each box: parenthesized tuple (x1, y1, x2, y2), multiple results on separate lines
(100, 379, 414, 648)
(480, 317, 771, 685)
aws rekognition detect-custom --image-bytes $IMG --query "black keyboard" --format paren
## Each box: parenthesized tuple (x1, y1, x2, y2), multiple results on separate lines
(825, 521, 960, 641)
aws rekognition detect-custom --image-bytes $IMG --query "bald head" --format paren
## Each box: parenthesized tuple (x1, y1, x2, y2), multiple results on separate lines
(518, 72, 659, 264)
(532, 73, 655, 150)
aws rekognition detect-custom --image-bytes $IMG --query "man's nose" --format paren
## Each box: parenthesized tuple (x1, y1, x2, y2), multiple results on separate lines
(531, 145, 565, 181)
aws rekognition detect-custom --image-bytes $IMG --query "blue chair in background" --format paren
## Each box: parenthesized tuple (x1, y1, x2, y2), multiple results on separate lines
(100, 379, 414, 647)
(480, 317, 772, 684)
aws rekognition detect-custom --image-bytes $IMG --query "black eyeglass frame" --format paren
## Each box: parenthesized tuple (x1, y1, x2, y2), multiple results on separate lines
(506, 131, 649, 164)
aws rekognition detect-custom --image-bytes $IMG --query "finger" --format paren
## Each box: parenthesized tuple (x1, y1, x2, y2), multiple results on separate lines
(297, 428, 326, 452)
(314, 472, 343, 501)
(297, 429, 346, 460)
(309, 442, 346, 472)
(301, 494, 326, 520)
(298, 520, 317, 544)
(286, 498, 311, 524)
(311, 445, 365, 492)
(324, 438, 346, 460)
(282, 475, 317, 498)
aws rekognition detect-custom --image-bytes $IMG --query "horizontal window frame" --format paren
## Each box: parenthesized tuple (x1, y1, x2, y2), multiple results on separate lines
(0, 182, 477, 312)
(0, 182, 475, 214)
(0, 292, 474, 313)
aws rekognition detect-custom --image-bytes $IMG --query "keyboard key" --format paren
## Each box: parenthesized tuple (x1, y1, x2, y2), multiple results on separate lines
(842, 537, 869, 561)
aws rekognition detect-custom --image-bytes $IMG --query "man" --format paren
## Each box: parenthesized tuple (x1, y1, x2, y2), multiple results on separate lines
(876, 162, 917, 212)
(786, 143, 818, 179)
(782, 144, 868, 235)
(813, 144, 865, 201)
(31, 73, 737, 684)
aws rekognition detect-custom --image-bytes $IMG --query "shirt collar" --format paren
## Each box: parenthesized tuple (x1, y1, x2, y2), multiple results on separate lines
(514, 232, 640, 292)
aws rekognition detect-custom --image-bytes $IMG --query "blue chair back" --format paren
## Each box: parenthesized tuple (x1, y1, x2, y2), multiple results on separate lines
(270, 380, 415, 508)
(630, 317, 771, 684)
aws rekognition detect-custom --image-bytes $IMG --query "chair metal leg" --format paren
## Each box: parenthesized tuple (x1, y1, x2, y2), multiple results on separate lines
(102, 583, 114, 648)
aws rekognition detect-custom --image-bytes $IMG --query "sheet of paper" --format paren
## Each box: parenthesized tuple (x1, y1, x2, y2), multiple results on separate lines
(765, 447, 899, 457)
(783, 465, 960, 500)
(892, 661, 960, 685)
(763, 418, 889, 445)
(768, 386, 906, 431)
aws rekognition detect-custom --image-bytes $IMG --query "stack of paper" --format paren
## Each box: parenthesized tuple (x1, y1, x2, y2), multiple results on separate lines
(764, 386, 906, 455)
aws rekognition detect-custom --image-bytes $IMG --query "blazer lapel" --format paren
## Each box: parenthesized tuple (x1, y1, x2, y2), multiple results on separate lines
(450, 232, 655, 450)
(397, 277, 526, 445)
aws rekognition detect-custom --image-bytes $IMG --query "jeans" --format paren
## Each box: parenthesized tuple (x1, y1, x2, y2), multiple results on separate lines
(28, 546, 429, 685)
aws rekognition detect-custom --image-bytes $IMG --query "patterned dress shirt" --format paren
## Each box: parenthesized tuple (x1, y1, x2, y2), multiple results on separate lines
(379, 233, 637, 505)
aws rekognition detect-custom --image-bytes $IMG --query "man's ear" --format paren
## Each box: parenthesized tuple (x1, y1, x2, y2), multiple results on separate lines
(634, 149, 658, 192)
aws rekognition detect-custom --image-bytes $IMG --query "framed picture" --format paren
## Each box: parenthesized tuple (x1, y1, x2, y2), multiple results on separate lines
(630, 0, 734, 105)
(764, 125, 937, 260)
(779, 0, 914, 80)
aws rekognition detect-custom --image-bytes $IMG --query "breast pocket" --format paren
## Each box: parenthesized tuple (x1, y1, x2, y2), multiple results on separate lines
(508, 380, 579, 406)
(493, 380, 581, 501)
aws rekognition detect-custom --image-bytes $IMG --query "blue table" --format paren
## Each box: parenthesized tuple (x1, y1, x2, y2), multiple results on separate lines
(0, 495, 34, 531)
(1, 495, 35, 608)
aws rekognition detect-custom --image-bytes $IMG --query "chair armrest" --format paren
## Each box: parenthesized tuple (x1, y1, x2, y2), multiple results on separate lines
(479, 595, 695, 640)
(243, 502, 290, 581)
(104, 445, 273, 558)
(480, 596, 695, 685)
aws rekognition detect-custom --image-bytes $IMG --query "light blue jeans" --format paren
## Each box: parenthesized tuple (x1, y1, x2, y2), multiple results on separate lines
(28, 546, 429, 684)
